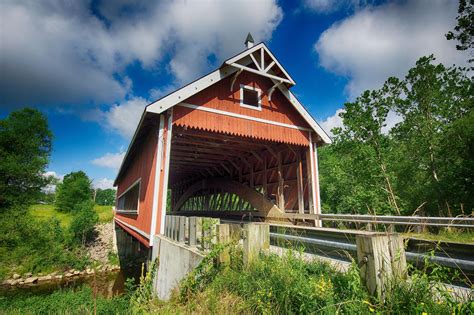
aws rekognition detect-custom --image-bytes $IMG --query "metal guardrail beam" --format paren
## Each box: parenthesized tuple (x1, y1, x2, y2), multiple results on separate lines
(171, 210, 474, 228)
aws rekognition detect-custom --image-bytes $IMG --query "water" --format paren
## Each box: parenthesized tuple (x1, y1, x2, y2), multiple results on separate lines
(0, 265, 143, 299)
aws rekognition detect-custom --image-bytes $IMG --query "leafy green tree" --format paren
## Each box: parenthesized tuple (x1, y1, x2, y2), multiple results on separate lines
(320, 55, 472, 217)
(446, 0, 473, 64)
(95, 188, 116, 205)
(0, 108, 53, 209)
(336, 80, 403, 214)
(69, 201, 99, 245)
(391, 55, 472, 216)
(56, 171, 92, 212)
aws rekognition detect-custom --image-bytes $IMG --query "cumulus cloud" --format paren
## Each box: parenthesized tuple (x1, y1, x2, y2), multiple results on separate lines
(321, 108, 403, 137)
(320, 108, 345, 137)
(101, 97, 148, 139)
(315, 0, 469, 98)
(92, 152, 125, 169)
(93, 178, 115, 190)
(0, 0, 283, 107)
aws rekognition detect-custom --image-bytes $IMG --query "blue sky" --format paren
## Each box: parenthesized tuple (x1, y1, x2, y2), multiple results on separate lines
(0, 0, 468, 189)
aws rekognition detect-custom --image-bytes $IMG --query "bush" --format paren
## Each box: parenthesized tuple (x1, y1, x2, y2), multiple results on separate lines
(55, 171, 92, 212)
(0, 206, 88, 279)
(69, 201, 99, 245)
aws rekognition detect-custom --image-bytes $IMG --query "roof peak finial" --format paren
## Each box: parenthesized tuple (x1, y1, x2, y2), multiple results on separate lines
(244, 32, 254, 49)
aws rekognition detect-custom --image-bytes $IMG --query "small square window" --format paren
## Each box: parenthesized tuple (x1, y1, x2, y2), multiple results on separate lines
(240, 85, 261, 110)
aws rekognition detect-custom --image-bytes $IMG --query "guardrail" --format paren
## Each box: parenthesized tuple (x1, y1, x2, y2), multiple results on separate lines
(269, 224, 474, 282)
(171, 210, 474, 229)
(283, 213, 474, 229)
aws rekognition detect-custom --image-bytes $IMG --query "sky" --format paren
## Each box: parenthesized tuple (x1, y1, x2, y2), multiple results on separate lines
(0, 0, 469, 190)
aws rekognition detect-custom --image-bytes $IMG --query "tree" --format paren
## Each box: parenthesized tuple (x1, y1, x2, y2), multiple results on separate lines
(392, 55, 472, 216)
(446, 0, 473, 64)
(333, 79, 404, 214)
(55, 171, 92, 212)
(0, 108, 53, 210)
(95, 188, 116, 205)
(69, 201, 99, 245)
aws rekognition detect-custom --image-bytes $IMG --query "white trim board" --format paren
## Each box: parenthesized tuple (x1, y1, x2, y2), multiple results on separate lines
(115, 217, 150, 239)
(150, 115, 165, 246)
(177, 102, 311, 132)
(116, 178, 141, 214)
(159, 109, 173, 235)
(240, 84, 262, 111)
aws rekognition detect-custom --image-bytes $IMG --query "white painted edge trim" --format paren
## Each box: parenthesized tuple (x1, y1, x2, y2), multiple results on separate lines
(240, 84, 262, 111)
(114, 112, 146, 185)
(115, 217, 150, 239)
(147, 65, 237, 114)
(149, 115, 165, 246)
(225, 43, 295, 85)
(277, 83, 332, 144)
(313, 141, 321, 213)
(229, 63, 292, 85)
(308, 132, 317, 214)
(159, 109, 173, 236)
(116, 178, 141, 214)
(178, 102, 312, 132)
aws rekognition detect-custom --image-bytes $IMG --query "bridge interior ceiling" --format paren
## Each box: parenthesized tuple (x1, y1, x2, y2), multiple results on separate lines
(169, 126, 313, 214)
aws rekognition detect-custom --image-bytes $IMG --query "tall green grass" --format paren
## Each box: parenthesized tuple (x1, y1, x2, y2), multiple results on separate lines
(135, 245, 473, 314)
(0, 285, 130, 315)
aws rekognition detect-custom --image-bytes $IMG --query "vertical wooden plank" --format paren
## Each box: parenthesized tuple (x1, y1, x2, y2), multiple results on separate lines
(178, 216, 186, 243)
(189, 217, 197, 246)
(277, 151, 285, 211)
(296, 151, 304, 214)
(305, 149, 314, 214)
(263, 157, 268, 198)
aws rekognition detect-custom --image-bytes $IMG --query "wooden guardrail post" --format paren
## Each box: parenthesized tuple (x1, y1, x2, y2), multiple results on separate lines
(217, 224, 230, 265)
(356, 233, 407, 299)
(243, 223, 270, 267)
(178, 216, 186, 243)
(188, 217, 197, 246)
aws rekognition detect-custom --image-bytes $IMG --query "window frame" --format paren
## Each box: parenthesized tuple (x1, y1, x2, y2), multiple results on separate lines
(116, 178, 141, 214)
(239, 84, 262, 111)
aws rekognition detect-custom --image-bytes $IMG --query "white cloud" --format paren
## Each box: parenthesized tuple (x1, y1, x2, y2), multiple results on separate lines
(92, 152, 125, 169)
(101, 97, 148, 139)
(321, 108, 404, 137)
(315, 0, 469, 98)
(320, 108, 345, 137)
(42, 171, 63, 193)
(93, 178, 115, 190)
(1, 0, 283, 107)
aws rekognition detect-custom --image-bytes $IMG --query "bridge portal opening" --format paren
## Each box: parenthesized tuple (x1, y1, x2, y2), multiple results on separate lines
(168, 126, 315, 218)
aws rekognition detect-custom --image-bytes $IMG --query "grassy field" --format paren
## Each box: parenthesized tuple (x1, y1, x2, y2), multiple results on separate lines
(404, 230, 474, 244)
(30, 204, 114, 227)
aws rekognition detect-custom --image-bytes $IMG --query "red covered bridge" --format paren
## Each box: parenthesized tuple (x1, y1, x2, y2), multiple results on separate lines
(113, 35, 331, 249)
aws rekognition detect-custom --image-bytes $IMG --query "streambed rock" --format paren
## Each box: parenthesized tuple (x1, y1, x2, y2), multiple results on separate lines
(24, 277, 38, 284)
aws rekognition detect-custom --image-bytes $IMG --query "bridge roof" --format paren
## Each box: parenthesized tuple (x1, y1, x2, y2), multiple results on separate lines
(114, 43, 331, 186)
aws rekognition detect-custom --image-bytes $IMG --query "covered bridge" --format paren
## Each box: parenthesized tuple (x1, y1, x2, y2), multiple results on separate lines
(113, 35, 331, 248)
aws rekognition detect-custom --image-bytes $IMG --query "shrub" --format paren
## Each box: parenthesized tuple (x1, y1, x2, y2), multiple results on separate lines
(55, 171, 92, 212)
(69, 201, 98, 245)
(0, 206, 88, 278)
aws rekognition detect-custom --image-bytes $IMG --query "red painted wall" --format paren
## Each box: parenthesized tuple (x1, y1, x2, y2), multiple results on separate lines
(115, 125, 158, 245)
(173, 72, 311, 146)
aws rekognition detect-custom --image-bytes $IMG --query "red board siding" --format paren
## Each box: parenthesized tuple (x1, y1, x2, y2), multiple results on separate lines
(174, 72, 311, 146)
(115, 126, 158, 242)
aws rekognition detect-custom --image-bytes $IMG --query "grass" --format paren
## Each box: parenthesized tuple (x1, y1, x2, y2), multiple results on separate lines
(30, 203, 113, 228)
(404, 230, 474, 244)
(0, 285, 130, 315)
(132, 245, 473, 314)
